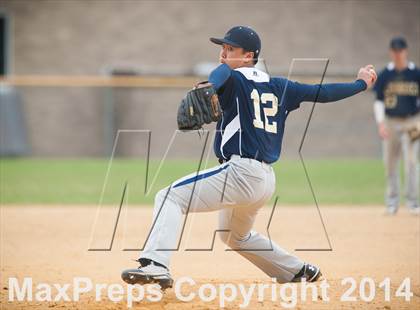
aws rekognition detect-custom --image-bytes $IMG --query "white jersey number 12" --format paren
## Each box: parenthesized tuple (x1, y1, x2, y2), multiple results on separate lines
(251, 89, 278, 133)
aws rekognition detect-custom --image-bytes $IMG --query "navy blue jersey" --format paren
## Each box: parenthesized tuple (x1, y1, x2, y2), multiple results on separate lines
(373, 62, 420, 118)
(209, 65, 366, 164)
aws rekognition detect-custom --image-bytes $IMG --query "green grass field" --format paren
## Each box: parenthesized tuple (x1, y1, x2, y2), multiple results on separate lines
(0, 158, 386, 205)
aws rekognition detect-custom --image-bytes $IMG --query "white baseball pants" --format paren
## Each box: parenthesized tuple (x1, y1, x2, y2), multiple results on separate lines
(383, 114, 420, 210)
(140, 155, 304, 283)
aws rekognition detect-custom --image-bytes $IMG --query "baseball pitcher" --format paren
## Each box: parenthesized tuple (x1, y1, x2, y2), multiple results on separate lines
(121, 26, 377, 289)
(373, 37, 420, 215)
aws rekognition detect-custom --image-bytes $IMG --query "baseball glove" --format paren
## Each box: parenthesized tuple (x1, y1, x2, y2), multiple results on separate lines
(408, 122, 420, 142)
(177, 81, 222, 130)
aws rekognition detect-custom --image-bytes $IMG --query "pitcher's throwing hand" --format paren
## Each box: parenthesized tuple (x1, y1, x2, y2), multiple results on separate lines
(358, 65, 377, 88)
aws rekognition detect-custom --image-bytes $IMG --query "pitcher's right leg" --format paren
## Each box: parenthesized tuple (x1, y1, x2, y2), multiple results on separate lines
(218, 207, 316, 283)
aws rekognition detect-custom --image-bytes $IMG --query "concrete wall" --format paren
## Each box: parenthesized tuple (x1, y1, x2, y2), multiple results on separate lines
(0, 0, 419, 158)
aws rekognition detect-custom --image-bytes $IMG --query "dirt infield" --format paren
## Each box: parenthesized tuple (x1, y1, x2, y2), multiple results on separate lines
(1, 205, 419, 309)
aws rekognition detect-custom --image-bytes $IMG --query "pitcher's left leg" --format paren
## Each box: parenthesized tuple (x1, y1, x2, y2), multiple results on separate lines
(121, 163, 231, 288)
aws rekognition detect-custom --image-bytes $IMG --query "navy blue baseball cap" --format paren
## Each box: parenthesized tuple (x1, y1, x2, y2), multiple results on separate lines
(390, 37, 408, 50)
(210, 26, 261, 62)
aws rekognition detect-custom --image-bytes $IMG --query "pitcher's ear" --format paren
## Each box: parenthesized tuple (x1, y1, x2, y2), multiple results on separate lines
(244, 51, 255, 64)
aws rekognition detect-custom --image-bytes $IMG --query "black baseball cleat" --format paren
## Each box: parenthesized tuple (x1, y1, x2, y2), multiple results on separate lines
(121, 261, 174, 290)
(291, 263, 322, 282)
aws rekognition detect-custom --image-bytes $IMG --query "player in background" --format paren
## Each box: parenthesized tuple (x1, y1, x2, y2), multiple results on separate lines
(373, 37, 420, 215)
(121, 26, 377, 288)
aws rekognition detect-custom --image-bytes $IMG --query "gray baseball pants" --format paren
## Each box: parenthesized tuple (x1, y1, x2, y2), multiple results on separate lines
(140, 155, 304, 283)
(383, 114, 420, 210)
